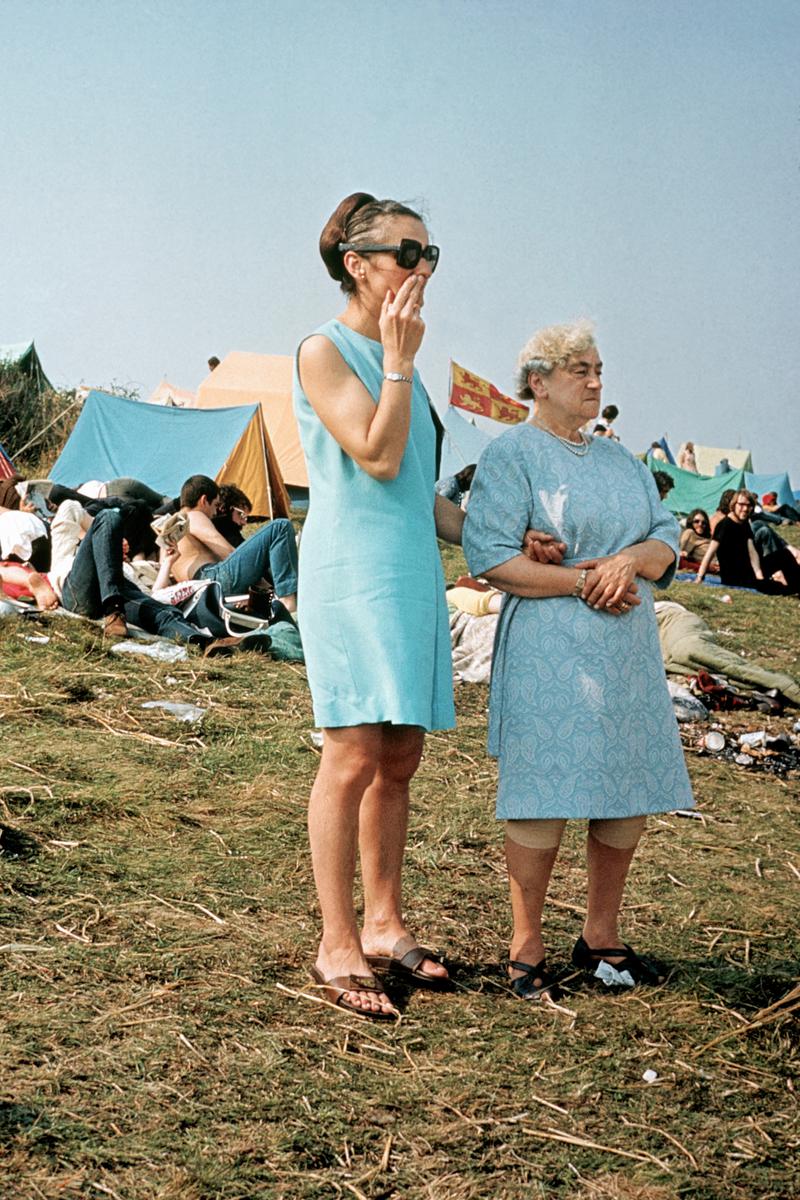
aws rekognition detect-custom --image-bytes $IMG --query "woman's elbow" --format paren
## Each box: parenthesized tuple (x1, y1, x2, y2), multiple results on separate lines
(359, 452, 402, 481)
(648, 546, 676, 579)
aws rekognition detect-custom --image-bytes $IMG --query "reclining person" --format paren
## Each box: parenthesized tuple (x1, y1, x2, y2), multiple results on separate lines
(0, 561, 59, 610)
(751, 512, 800, 593)
(56, 506, 229, 649)
(655, 600, 800, 706)
(760, 491, 800, 525)
(48, 477, 172, 512)
(170, 475, 298, 613)
(212, 484, 252, 549)
(0, 475, 51, 571)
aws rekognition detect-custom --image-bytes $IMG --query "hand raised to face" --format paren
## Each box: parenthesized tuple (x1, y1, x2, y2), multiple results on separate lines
(379, 274, 427, 367)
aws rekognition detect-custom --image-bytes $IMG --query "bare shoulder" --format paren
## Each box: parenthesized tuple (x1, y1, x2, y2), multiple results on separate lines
(186, 509, 215, 535)
(298, 332, 372, 424)
(298, 334, 351, 391)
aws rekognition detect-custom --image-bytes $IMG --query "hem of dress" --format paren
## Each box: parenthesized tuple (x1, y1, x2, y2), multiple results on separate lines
(314, 715, 456, 732)
(495, 799, 695, 820)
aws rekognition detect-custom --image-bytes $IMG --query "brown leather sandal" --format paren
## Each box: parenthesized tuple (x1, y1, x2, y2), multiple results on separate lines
(365, 935, 452, 991)
(308, 965, 398, 1020)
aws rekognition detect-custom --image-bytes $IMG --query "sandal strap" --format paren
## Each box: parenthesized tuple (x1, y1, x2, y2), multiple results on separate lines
(507, 958, 546, 976)
(582, 945, 631, 959)
(323, 973, 383, 994)
(392, 935, 440, 972)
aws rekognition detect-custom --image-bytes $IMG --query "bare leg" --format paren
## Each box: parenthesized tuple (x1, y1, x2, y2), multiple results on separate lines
(582, 831, 639, 961)
(359, 726, 448, 980)
(308, 725, 394, 1015)
(505, 836, 560, 981)
(0, 564, 58, 610)
(276, 592, 296, 613)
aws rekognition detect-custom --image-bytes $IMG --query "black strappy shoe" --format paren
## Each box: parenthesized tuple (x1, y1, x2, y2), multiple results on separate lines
(571, 935, 665, 987)
(506, 958, 562, 1002)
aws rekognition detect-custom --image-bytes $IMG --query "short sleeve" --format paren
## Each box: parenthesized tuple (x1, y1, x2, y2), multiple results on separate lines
(637, 460, 680, 589)
(463, 431, 533, 578)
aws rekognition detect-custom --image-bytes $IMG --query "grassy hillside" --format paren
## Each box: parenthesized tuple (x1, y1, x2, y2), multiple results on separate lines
(1, 538, 798, 1199)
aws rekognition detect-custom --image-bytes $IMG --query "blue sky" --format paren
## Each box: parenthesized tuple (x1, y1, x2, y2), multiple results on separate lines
(2, 0, 798, 475)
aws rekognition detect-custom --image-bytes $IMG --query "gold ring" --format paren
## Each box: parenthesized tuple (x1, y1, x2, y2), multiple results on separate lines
(620, 602, 630, 612)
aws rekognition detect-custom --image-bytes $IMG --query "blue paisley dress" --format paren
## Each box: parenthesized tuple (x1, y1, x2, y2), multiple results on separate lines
(463, 425, 694, 819)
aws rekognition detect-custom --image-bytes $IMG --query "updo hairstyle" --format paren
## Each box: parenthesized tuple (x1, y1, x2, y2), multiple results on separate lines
(319, 192, 424, 294)
(515, 319, 597, 400)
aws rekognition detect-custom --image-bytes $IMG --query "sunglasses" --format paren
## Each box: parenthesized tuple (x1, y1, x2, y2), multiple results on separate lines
(338, 238, 440, 273)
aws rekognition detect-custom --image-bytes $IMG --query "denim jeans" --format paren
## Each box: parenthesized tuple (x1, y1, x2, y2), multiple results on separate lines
(61, 509, 207, 643)
(195, 518, 298, 597)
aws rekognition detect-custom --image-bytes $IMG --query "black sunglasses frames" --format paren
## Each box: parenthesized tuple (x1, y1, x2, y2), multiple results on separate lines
(338, 238, 440, 273)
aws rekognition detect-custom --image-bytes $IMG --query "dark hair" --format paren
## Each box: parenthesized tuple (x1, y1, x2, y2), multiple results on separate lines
(0, 474, 23, 510)
(319, 192, 425, 294)
(717, 488, 736, 515)
(180, 474, 219, 509)
(593, 423, 607, 435)
(455, 464, 476, 490)
(217, 484, 252, 514)
(652, 470, 674, 499)
(686, 508, 710, 535)
(601, 405, 618, 422)
(119, 500, 156, 559)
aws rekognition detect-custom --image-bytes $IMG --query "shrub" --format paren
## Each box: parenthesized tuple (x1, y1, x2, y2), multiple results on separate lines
(0, 363, 81, 475)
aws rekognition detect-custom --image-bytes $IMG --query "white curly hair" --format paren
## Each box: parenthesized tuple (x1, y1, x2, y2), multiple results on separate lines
(515, 319, 597, 400)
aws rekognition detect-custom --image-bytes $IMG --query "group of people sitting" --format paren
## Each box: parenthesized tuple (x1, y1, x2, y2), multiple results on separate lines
(677, 489, 800, 596)
(0, 472, 300, 655)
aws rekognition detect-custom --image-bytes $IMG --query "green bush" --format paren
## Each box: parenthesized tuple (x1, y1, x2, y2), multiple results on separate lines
(0, 363, 80, 475)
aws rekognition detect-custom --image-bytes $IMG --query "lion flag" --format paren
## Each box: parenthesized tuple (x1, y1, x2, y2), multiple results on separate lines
(449, 361, 528, 425)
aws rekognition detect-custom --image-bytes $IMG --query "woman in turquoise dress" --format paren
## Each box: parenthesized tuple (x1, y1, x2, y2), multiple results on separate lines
(293, 192, 464, 1019)
(463, 321, 694, 1002)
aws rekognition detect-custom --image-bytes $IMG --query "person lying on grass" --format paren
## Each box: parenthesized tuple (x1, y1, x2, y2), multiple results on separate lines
(170, 475, 298, 615)
(0, 561, 59, 610)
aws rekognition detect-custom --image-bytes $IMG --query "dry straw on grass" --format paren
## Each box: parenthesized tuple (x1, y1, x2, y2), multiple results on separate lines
(1, 546, 798, 1198)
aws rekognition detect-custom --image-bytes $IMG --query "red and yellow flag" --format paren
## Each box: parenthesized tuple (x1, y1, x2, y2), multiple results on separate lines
(449, 361, 529, 425)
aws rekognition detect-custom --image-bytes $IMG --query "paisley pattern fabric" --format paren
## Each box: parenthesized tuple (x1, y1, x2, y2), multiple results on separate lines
(293, 320, 454, 731)
(463, 425, 694, 819)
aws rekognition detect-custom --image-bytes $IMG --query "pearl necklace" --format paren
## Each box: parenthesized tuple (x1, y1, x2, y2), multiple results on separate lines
(531, 420, 591, 457)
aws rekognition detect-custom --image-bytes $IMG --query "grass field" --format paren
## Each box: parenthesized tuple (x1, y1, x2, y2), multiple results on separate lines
(1, 533, 799, 1199)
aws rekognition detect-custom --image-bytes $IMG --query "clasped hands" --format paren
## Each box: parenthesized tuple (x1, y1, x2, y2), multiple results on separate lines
(522, 533, 640, 617)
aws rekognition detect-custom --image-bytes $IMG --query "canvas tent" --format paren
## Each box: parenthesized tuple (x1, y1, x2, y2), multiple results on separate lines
(439, 405, 496, 478)
(148, 380, 196, 407)
(693, 444, 753, 475)
(745, 471, 795, 508)
(0, 340, 53, 391)
(195, 353, 308, 488)
(50, 390, 290, 518)
(651, 462, 747, 516)
(0, 441, 15, 480)
(651, 461, 795, 517)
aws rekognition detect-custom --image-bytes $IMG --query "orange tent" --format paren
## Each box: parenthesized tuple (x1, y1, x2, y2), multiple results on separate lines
(195, 352, 308, 488)
(148, 380, 196, 407)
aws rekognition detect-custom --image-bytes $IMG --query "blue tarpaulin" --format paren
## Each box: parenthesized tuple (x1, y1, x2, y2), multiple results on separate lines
(744, 471, 795, 507)
(50, 390, 289, 517)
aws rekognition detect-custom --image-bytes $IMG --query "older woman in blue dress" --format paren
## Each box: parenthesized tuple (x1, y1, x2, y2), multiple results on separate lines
(464, 321, 694, 1000)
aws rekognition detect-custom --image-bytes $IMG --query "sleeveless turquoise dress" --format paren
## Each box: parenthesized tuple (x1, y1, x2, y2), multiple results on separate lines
(293, 319, 455, 731)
